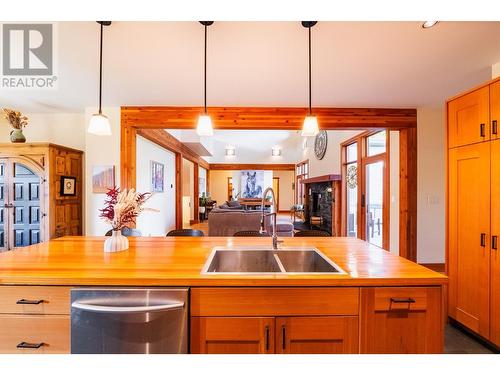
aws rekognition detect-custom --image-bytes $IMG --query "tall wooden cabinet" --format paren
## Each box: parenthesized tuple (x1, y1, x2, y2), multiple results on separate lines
(0, 143, 83, 250)
(447, 78, 500, 348)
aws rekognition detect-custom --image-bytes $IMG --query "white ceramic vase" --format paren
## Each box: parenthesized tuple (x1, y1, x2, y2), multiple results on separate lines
(104, 230, 129, 253)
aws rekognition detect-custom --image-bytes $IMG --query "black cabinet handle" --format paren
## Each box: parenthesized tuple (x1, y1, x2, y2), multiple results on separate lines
(281, 325, 286, 350)
(480, 123, 486, 137)
(481, 233, 486, 247)
(390, 297, 416, 304)
(493, 120, 498, 135)
(17, 342, 44, 349)
(16, 299, 44, 305)
(361, 194, 366, 208)
(264, 326, 269, 351)
(492, 235, 498, 250)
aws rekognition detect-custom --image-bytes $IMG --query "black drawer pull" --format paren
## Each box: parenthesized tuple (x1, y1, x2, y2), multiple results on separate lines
(492, 235, 498, 250)
(390, 297, 415, 304)
(17, 342, 45, 349)
(480, 123, 486, 137)
(493, 120, 498, 135)
(16, 299, 44, 305)
(281, 325, 286, 350)
(480, 233, 486, 247)
(265, 326, 269, 351)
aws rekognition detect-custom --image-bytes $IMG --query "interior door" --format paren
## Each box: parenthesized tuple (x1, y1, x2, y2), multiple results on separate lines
(0, 160, 7, 251)
(448, 86, 490, 148)
(490, 140, 500, 346)
(275, 316, 359, 354)
(448, 142, 490, 338)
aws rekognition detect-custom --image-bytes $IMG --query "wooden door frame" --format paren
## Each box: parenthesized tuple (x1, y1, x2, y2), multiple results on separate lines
(273, 177, 280, 211)
(120, 106, 417, 253)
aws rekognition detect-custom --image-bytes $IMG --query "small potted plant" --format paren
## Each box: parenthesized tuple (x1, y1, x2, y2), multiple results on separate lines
(99, 187, 152, 252)
(2, 108, 28, 143)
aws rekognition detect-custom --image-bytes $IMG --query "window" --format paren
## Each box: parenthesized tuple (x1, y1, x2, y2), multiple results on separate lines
(296, 160, 309, 205)
(367, 130, 387, 156)
(344, 143, 358, 237)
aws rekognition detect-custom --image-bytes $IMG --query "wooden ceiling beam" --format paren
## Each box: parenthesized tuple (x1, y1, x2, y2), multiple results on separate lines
(209, 163, 296, 171)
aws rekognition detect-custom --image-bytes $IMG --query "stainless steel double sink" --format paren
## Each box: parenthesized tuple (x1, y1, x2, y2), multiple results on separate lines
(201, 247, 346, 275)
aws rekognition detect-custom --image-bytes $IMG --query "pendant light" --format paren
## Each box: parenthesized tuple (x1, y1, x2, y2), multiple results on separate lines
(88, 21, 112, 136)
(301, 21, 319, 137)
(197, 21, 214, 136)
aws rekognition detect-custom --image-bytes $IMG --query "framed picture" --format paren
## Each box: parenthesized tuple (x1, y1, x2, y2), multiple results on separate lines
(60, 176, 76, 196)
(92, 165, 115, 193)
(151, 161, 164, 192)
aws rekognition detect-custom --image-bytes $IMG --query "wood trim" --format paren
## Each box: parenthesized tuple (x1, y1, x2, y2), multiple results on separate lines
(302, 174, 341, 184)
(193, 162, 199, 225)
(121, 106, 417, 130)
(120, 122, 137, 190)
(175, 153, 182, 229)
(419, 263, 446, 273)
(399, 127, 417, 261)
(209, 163, 295, 171)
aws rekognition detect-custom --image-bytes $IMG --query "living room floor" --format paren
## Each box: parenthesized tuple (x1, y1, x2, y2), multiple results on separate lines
(189, 213, 294, 236)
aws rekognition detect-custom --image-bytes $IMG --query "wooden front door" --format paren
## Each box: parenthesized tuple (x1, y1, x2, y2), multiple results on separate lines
(191, 317, 274, 354)
(275, 316, 359, 354)
(0, 160, 42, 250)
(490, 139, 500, 346)
(448, 142, 491, 338)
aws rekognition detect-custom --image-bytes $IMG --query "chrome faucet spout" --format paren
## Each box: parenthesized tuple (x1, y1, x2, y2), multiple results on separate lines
(261, 187, 283, 250)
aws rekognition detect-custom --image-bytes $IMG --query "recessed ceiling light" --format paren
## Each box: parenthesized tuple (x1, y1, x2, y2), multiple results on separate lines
(225, 147, 235, 156)
(272, 147, 282, 157)
(422, 21, 439, 29)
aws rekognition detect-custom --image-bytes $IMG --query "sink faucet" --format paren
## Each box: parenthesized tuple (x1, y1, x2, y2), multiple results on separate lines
(259, 187, 283, 250)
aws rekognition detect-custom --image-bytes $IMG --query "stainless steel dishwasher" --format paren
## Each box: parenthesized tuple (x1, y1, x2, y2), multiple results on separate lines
(70, 288, 188, 354)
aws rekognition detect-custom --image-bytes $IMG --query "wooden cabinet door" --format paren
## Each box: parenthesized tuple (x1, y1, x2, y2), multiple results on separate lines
(490, 140, 500, 346)
(448, 86, 490, 148)
(490, 81, 500, 141)
(360, 287, 443, 353)
(191, 317, 274, 354)
(275, 316, 359, 354)
(448, 143, 491, 338)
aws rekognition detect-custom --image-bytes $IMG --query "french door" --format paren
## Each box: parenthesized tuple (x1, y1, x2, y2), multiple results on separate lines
(0, 158, 42, 251)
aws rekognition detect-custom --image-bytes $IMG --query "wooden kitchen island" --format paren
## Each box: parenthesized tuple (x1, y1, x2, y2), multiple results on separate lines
(0, 236, 447, 354)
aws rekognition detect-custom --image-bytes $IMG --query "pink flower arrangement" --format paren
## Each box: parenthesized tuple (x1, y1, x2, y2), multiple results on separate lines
(99, 187, 152, 231)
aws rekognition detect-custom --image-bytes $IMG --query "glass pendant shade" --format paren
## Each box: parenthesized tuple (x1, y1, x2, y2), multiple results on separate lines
(196, 114, 213, 136)
(88, 113, 111, 136)
(301, 115, 319, 137)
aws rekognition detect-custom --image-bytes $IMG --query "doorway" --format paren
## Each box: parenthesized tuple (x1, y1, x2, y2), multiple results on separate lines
(273, 177, 280, 209)
(0, 158, 42, 251)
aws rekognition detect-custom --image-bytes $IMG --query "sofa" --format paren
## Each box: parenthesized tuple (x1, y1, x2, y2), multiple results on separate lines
(208, 208, 294, 237)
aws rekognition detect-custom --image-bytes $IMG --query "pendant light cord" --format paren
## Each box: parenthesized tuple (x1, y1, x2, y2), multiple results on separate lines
(98, 22, 103, 115)
(308, 26, 312, 115)
(204, 24, 207, 114)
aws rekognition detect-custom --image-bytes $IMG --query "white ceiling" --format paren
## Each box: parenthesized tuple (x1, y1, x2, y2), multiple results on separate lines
(1, 21, 500, 112)
(167, 129, 304, 163)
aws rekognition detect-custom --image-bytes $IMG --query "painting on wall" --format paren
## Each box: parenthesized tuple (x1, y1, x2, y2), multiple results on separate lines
(92, 165, 115, 193)
(241, 170, 264, 198)
(151, 161, 164, 193)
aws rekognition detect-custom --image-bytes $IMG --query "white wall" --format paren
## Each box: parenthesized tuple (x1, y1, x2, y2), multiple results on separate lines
(209, 170, 232, 205)
(417, 107, 446, 263)
(0, 112, 85, 150)
(136, 135, 176, 236)
(84, 107, 121, 236)
(302, 130, 362, 177)
(199, 167, 207, 196)
(389, 131, 400, 255)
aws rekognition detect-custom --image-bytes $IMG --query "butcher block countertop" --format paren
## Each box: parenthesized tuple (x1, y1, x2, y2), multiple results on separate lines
(0, 236, 447, 286)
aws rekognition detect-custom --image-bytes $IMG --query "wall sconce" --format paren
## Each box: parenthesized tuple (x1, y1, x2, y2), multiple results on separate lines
(271, 147, 282, 156)
(225, 147, 236, 156)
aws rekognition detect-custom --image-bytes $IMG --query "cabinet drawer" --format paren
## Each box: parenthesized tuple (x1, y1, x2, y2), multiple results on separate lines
(373, 287, 428, 311)
(0, 286, 71, 315)
(0, 315, 70, 354)
(191, 287, 359, 316)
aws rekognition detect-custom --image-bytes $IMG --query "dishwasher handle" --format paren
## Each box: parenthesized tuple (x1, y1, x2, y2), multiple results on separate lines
(71, 301, 184, 313)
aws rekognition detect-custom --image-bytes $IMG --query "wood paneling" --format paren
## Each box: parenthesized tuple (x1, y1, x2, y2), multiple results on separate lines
(360, 287, 443, 354)
(448, 143, 490, 338)
(301, 174, 341, 184)
(209, 163, 295, 171)
(491, 81, 500, 141)
(191, 287, 359, 316)
(121, 106, 417, 130)
(419, 263, 445, 273)
(275, 316, 359, 354)
(191, 317, 274, 354)
(175, 153, 182, 230)
(0, 315, 70, 354)
(0, 237, 447, 286)
(0, 286, 70, 315)
(490, 139, 500, 346)
(193, 162, 199, 225)
(399, 127, 417, 260)
(120, 122, 137, 190)
(447, 86, 490, 148)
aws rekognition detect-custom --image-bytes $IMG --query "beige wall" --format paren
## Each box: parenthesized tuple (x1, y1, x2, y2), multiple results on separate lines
(182, 158, 195, 220)
(417, 107, 446, 263)
(493, 62, 500, 78)
(273, 170, 295, 211)
(208, 170, 233, 205)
